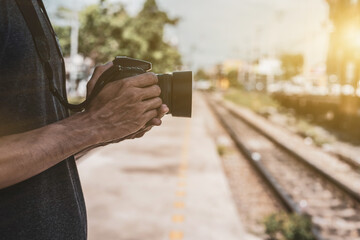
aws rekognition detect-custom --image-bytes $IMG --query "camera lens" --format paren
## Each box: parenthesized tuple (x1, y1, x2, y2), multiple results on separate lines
(157, 71, 192, 118)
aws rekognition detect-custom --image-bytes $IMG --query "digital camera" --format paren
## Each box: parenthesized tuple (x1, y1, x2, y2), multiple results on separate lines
(111, 56, 192, 118)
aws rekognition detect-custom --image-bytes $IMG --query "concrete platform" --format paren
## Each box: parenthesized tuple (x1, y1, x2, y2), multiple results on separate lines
(77, 93, 259, 240)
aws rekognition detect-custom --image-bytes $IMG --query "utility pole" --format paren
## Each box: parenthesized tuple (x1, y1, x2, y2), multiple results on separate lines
(69, 11, 79, 97)
(55, 7, 80, 97)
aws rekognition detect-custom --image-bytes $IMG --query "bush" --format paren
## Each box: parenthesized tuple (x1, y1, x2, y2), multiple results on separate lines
(264, 213, 315, 240)
(224, 88, 280, 113)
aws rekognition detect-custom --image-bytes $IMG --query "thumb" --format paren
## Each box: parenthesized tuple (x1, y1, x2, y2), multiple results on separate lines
(87, 62, 113, 97)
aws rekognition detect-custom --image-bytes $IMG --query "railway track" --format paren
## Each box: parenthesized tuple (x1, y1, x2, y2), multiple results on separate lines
(204, 96, 285, 237)
(207, 95, 360, 240)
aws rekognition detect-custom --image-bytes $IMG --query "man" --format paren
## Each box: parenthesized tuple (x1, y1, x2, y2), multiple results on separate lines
(0, 0, 168, 239)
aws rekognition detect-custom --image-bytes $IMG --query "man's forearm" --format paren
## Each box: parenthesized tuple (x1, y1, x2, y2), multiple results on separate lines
(0, 71, 164, 189)
(0, 112, 100, 189)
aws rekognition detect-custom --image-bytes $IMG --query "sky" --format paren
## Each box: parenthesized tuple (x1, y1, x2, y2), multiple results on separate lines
(43, 0, 330, 71)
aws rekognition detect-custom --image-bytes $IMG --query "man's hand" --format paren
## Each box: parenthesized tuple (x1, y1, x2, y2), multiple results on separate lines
(124, 104, 169, 140)
(0, 62, 170, 189)
(85, 62, 168, 143)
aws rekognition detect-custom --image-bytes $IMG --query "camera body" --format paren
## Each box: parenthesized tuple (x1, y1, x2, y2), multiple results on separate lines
(113, 56, 192, 118)
(63, 56, 192, 117)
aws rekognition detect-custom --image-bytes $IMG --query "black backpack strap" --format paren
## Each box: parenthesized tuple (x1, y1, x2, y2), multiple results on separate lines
(14, 0, 80, 111)
(14, 0, 50, 62)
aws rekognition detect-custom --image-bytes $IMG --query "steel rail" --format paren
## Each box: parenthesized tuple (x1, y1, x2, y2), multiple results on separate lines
(222, 101, 360, 203)
(207, 96, 326, 240)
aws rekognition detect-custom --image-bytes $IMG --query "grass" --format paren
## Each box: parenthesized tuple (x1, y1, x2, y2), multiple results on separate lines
(224, 88, 280, 114)
(224, 88, 334, 147)
(264, 213, 315, 240)
(295, 119, 335, 146)
(216, 144, 228, 157)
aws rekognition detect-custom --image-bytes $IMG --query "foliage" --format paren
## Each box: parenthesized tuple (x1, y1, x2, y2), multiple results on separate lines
(280, 54, 304, 80)
(225, 89, 333, 146)
(55, 0, 181, 72)
(121, 0, 181, 72)
(295, 119, 334, 146)
(53, 25, 71, 56)
(226, 69, 239, 87)
(216, 144, 227, 156)
(264, 213, 282, 240)
(264, 213, 315, 240)
(194, 68, 210, 81)
(224, 88, 280, 113)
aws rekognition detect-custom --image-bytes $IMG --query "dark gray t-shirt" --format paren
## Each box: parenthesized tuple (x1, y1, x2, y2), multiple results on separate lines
(0, 0, 87, 239)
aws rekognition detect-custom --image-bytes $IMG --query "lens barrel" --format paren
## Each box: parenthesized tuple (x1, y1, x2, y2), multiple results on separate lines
(112, 56, 192, 118)
(157, 71, 192, 118)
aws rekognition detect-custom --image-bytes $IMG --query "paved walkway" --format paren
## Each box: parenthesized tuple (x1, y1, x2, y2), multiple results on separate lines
(77, 93, 259, 240)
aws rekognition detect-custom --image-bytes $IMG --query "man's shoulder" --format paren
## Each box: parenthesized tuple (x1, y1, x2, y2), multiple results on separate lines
(0, 0, 23, 36)
(0, 0, 11, 56)
(0, 0, 32, 63)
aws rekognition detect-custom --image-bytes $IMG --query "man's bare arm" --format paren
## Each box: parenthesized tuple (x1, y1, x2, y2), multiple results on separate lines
(0, 70, 163, 189)
(74, 104, 169, 160)
(0, 112, 99, 189)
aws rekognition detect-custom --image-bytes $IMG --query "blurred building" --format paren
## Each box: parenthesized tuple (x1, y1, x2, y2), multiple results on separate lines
(209, 60, 244, 90)
(327, 0, 360, 90)
(222, 60, 244, 73)
(327, 0, 360, 115)
(64, 55, 93, 97)
(238, 57, 282, 92)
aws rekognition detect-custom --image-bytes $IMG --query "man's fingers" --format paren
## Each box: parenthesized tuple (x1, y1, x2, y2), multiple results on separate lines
(158, 104, 169, 117)
(143, 97, 162, 111)
(127, 126, 151, 139)
(138, 126, 152, 134)
(149, 118, 162, 126)
(123, 72, 158, 88)
(143, 109, 158, 123)
(140, 85, 161, 100)
(132, 128, 150, 138)
(145, 104, 168, 127)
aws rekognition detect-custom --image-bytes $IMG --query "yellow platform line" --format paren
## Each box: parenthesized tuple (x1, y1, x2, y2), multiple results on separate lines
(176, 191, 186, 197)
(172, 215, 185, 223)
(169, 231, 184, 240)
(169, 119, 191, 240)
(177, 182, 186, 188)
(173, 202, 185, 208)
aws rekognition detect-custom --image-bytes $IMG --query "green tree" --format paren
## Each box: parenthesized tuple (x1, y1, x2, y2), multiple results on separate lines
(194, 68, 209, 81)
(53, 25, 71, 56)
(77, 2, 129, 62)
(55, 0, 182, 72)
(280, 54, 304, 80)
(227, 69, 239, 87)
(122, 0, 181, 72)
